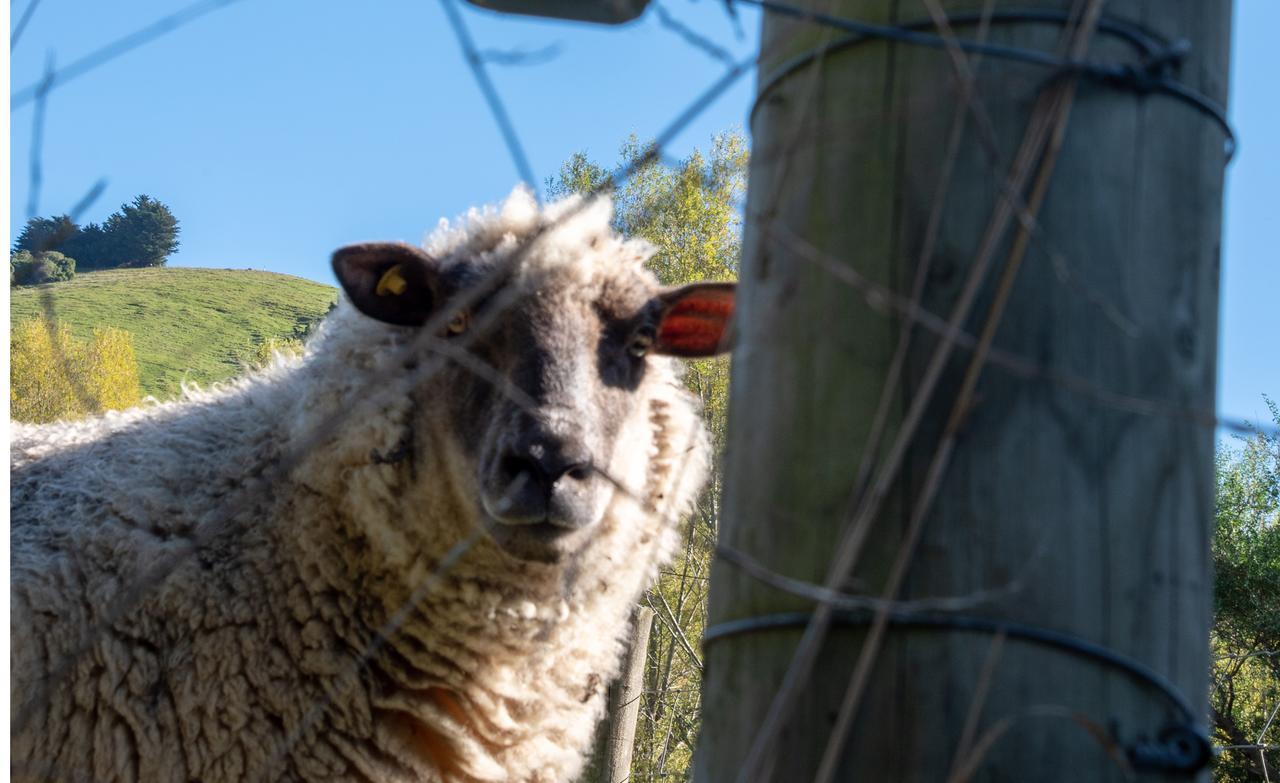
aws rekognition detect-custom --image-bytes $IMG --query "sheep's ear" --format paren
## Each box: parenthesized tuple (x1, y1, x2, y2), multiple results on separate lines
(652, 282, 736, 357)
(332, 243, 439, 327)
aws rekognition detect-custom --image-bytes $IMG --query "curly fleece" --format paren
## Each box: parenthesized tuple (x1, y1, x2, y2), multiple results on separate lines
(10, 189, 712, 783)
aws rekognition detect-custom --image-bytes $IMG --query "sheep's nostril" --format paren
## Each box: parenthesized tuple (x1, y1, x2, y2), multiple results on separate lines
(499, 454, 541, 485)
(564, 464, 591, 482)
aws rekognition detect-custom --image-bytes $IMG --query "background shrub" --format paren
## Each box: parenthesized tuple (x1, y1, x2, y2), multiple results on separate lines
(10, 317, 142, 422)
(11, 250, 76, 286)
(239, 335, 305, 371)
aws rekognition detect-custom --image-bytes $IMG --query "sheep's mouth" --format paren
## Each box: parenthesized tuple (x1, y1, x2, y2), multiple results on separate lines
(481, 516, 588, 564)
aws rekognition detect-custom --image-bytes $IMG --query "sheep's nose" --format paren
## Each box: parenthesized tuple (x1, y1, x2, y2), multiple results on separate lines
(489, 434, 595, 528)
(497, 442, 592, 489)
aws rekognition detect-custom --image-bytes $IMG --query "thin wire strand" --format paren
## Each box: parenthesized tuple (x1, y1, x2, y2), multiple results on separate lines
(752, 7, 1155, 343)
(716, 542, 1038, 615)
(770, 220, 1277, 439)
(10, 0, 248, 109)
(26, 53, 55, 221)
(848, 0, 996, 573)
(477, 42, 562, 67)
(10, 0, 43, 49)
(735, 0, 1233, 159)
(440, 0, 539, 197)
(945, 631, 1007, 783)
(818, 82, 1074, 778)
(30, 180, 113, 427)
(653, 2, 738, 66)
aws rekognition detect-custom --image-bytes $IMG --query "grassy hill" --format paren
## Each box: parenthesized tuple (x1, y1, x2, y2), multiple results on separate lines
(10, 267, 337, 400)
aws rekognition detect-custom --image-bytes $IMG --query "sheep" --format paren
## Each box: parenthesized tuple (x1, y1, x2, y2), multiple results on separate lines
(9, 187, 735, 783)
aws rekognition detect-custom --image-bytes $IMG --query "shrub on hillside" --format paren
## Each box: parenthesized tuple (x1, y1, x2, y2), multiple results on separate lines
(11, 250, 76, 286)
(239, 336, 304, 372)
(11, 317, 142, 423)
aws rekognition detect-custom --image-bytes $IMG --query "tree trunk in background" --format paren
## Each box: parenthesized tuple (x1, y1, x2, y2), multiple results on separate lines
(697, 1, 1231, 781)
(588, 607, 655, 783)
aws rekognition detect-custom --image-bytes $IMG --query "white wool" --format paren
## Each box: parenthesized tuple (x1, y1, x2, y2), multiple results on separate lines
(10, 189, 713, 783)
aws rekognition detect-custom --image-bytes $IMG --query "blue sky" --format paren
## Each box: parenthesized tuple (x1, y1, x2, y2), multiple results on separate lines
(8, 0, 1276, 427)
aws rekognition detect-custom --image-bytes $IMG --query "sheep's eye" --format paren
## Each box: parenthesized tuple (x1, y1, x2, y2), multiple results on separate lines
(629, 327, 655, 358)
(447, 310, 470, 336)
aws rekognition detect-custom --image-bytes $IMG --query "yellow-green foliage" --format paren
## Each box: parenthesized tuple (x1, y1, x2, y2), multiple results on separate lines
(240, 335, 305, 371)
(1210, 399, 1280, 782)
(11, 316, 142, 423)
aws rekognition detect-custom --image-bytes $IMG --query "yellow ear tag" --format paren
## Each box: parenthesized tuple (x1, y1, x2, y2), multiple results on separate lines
(375, 264, 408, 297)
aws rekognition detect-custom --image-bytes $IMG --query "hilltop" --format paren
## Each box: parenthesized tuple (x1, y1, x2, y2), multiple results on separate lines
(10, 267, 337, 400)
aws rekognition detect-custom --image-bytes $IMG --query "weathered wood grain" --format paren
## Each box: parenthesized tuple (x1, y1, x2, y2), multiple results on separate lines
(696, 1, 1230, 780)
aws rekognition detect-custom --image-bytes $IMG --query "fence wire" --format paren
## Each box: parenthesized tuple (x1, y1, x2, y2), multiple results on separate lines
(8, 1, 1272, 782)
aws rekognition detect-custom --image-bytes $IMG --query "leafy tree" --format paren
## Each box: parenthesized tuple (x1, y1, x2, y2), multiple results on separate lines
(548, 132, 746, 288)
(103, 194, 180, 267)
(10, 317, 142, 422)
(549, 129, 747, 782)
(13, 215, 77, 254)
(1211, 398, 1280, 781)
(11, 250, 76, 286)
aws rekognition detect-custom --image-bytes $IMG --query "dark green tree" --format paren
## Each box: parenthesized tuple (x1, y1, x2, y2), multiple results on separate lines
(14, 215, 77, 254)
(103, 195, 180, 267)
(62, 222, 115, 270)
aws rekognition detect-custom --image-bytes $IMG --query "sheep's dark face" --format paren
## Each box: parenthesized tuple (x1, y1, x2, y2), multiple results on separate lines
(333, 241, 733, 564)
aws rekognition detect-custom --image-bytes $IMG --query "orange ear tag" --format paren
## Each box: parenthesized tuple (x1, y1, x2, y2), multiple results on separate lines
(376, 264, 408, 296)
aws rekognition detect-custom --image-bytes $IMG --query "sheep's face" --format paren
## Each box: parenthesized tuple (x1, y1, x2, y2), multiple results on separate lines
(333, 240, 733, 564)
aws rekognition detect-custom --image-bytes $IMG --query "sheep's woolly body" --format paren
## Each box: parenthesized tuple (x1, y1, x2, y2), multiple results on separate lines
(10, 189, 712, 783)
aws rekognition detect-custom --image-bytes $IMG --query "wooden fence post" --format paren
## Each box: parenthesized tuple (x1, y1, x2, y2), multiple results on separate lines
(697, 1, 1232, 780)
(588, 606, 656, 782)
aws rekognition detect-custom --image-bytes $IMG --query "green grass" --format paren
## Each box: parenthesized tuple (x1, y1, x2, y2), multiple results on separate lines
(11, 267, 337, 400)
